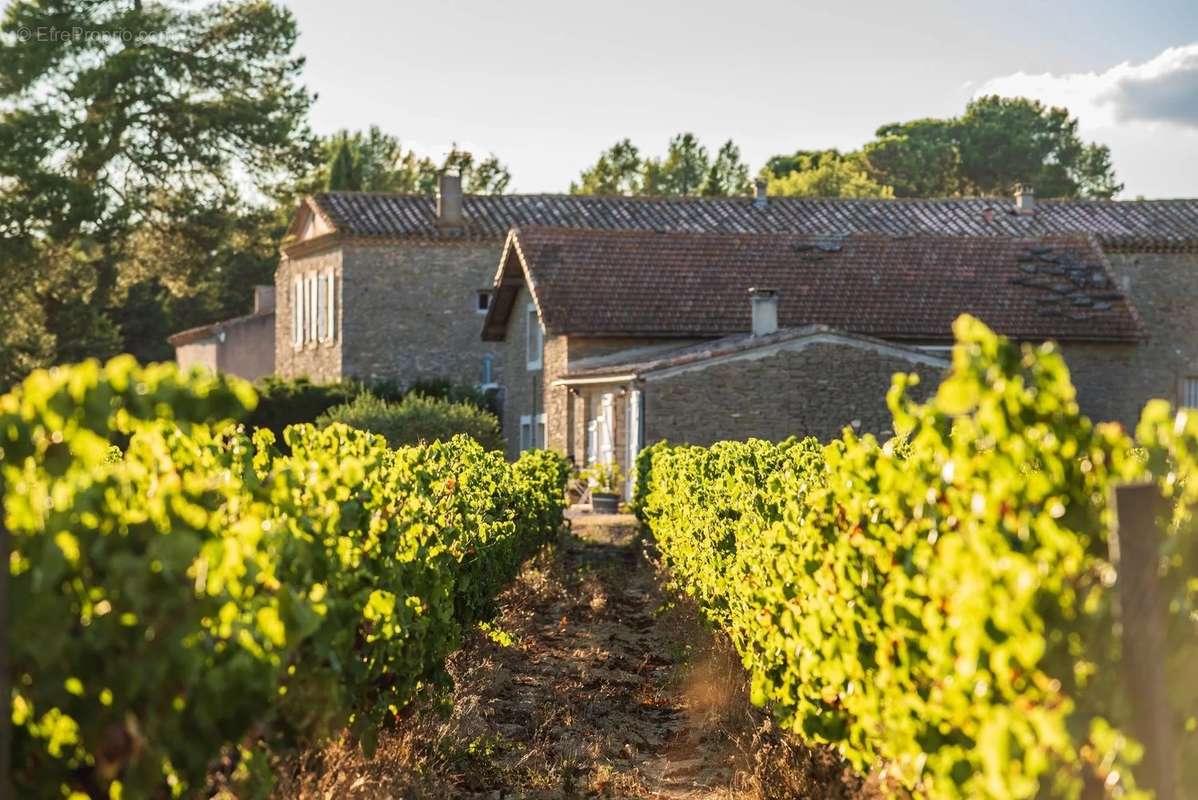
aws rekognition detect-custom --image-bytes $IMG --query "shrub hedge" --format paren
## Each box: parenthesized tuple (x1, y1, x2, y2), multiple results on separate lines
(636, 316, 1197, 799)
(316, 391, 504, 452)
(2, 357, 568, 798)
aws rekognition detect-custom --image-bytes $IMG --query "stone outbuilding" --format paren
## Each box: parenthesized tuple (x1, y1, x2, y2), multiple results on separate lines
(481, 226, 1146, 489)
(168, 286, 276, 382)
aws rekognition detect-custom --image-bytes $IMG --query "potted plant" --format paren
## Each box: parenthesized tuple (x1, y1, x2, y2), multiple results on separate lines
(582, 462, 623, 513)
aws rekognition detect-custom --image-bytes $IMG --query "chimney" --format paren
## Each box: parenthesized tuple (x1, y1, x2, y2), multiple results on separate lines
(253, 285, 275, 314)
(1014, 184, 1035, 214)
(753, 178, 769, 210)
(749, 287, 778, 337)
(437, 170, 464, 227)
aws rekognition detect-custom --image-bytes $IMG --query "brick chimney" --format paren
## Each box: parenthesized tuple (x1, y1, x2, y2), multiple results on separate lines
(749, 287, 778, 337)
(1014, 184, 1035, 214)
(253, 285, 275, 314)
(437, 170, 464, 227)
(753, 178, 769, 210)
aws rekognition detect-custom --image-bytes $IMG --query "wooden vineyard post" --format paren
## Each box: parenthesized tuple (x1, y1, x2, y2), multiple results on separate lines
(0, 472, 9, 800)
(1110, 482, 1177, 800)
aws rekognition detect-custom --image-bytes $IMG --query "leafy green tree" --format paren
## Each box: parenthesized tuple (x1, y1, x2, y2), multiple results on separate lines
(643, 133, 709, 195)
(762, 149, 845, 180)
(314, 128, 511, 195)
(570, 138, 643, 195)
(955, 95, 1122, 198)
(0, 0, 317, 381)
(572, 134, 751, 197)
(768, 97, 1121, 199)
(701, 140, 752, 197)
(327, 137, 362, 191)
(861, 119, 961, 197)
(766, 152, 891, 197)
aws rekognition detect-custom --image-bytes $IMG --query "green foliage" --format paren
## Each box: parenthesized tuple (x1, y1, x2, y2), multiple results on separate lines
(581, 461, 624, 494)
(637, 315, 1198, 798)
(861, 119, 962, 197)
(245, 376, 362, 438)
(2, 358, 568, 798)
(572, 133, 752, 197)
(766, 152, 894, 198)
(955, 96, 1122, 199)
(313, 126, 512, 194)
(0, 0, 317, 377)
(316, 392, 504, 452)
(246, 376, 496, 441)
(768, 97, 1121, 199)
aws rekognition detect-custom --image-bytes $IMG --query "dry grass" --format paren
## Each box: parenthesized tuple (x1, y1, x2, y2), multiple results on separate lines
(271, 520, 888, 799)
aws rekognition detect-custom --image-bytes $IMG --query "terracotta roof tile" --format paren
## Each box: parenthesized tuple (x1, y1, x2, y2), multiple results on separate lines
(312, 192, 1198, 251)
(486, 227, 1143, 344)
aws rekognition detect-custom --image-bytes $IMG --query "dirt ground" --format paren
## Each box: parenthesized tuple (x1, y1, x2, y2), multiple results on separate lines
(275, 515, 879, 799)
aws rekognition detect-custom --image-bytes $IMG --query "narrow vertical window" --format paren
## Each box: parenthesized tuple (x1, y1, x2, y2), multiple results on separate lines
(520, 415, 533, 451)
(291, 276, 302, 347)
(526, 302, 542, 370)
(325, 272, 336, 341)
(536, 413, 547, 449)
(306, 274, 317, 344)
(481, 354, 494, 386)
(316, 274, 327, 342)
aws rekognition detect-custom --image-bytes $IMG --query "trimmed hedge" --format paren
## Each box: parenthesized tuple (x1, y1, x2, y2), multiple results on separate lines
(316, 391, 504, 452)
(247, 376, 499, 439)
(2, 357, 568, 798)
(636, 316, 1197, 799)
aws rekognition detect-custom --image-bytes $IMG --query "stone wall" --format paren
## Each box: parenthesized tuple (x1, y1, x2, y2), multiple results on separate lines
(340, 240, 504, 387)
(499, 287, 544, 460)
(643, 341, 945, 446)
(274, 247, 343, 383)
(218, 313, 275, 381)
(1063, 251, 1198, 427)
(175, 339, 218, 376)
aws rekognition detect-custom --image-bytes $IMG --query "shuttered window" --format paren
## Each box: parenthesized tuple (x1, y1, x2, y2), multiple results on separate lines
(325, 272, 336, 341)
(316, 275, 327, 342)
(291, 276, 302, 347)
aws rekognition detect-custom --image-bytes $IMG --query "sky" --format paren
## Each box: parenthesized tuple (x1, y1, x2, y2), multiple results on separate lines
(285, 0, 1198, 197)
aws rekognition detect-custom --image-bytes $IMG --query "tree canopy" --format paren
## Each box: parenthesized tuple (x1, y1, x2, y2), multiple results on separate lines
(0, 0, 317, 383)
(572, 133, 751, 197)
(318, 127, 511, 194)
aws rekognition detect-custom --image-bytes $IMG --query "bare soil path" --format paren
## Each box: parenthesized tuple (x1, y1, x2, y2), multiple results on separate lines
(278, 514, 868, 799)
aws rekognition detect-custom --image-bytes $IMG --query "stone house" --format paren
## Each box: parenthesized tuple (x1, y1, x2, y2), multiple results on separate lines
(167, 286, 276, 381)
(270, 180, 1198, 419)
(171, 178, 1198, 474)
(480, 225, 1151, 484)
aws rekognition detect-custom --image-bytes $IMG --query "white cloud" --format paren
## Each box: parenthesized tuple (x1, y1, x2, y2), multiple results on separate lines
(975, 43, 1198, 129)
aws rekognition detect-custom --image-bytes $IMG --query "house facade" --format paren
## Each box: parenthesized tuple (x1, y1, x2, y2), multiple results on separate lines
(481, 226, 1152, 483)
(268, 180, 1198, 426)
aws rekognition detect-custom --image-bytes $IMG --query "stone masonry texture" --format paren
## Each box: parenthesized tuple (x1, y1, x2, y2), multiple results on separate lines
(643, 342, 944, 447)
(1062, 253, 1198, 428)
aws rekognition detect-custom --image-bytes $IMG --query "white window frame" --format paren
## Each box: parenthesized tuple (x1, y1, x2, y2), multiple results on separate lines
(306, 274, 318, 344)
(291, 276, 302, 348)
(519, 414, 534, 452)
(325, 271, 336, 342)
(519, 413, 547, 451)
(526, 302, 543, 370)
(1181, 375, 1198, 408)
(316, 273, 327, 342)
(586, 419, 598, 466)
(599, 393, 615, 465)
(476, 290, 492, 315)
